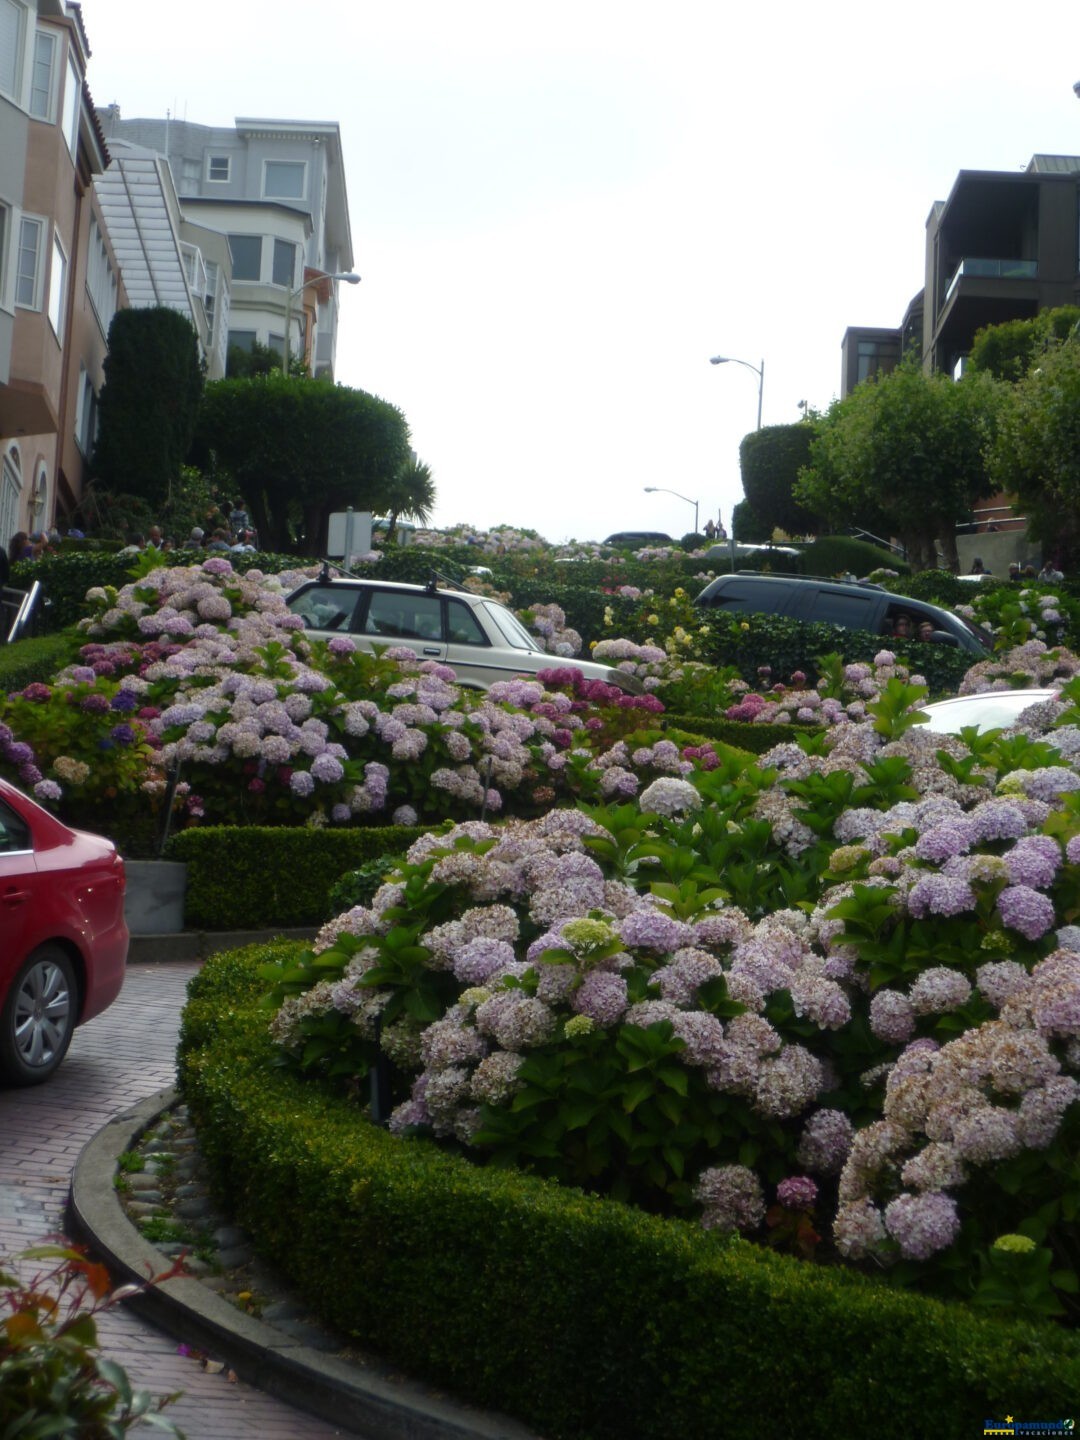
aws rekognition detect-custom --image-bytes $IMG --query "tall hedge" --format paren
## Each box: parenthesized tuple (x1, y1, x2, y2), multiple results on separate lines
(93, 307, 204, 508)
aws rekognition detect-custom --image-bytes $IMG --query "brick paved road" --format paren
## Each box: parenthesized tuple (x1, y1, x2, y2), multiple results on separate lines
(0, 961, 352, 1439)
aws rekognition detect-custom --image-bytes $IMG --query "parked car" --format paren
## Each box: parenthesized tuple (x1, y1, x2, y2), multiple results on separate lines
(694, 573, 993, 656)
(0, 778, 127, 1085)
(918, 687, 1062, 734)
(285, 576, 645, 694)
(602, 531, 673, 547)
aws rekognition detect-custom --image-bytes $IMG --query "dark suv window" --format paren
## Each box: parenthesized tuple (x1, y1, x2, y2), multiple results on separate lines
(699, 578, 795, 615)
(801, 588, 879, 628)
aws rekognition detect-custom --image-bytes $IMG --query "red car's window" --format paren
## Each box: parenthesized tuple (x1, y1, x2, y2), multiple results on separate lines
(0, 798, 31, 854)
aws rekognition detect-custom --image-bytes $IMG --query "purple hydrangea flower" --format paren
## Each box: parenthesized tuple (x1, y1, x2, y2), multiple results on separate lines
(883, 1191, 961, 1261)
(776, 1176, 818, 1211)
(907, 873, 976, 919)
(997, 885, 1056, 942)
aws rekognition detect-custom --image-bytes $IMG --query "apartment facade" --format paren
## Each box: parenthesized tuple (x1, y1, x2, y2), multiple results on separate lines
(96, 110, 355, 378)
(0, 0, 121, 547)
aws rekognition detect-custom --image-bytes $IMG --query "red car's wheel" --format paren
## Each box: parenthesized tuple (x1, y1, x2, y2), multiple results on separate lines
(0, 945, 77, 1086)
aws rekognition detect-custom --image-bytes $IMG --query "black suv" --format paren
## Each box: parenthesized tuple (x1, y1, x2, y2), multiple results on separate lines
(694, 573, 992, 656)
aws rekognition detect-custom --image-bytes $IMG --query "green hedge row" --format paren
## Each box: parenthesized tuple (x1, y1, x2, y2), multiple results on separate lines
(164, 824, 427, 928)
(702, 613, 973, 694)
(0, 632, 82, 692)
(177, 944, 1080, 1440)
(10, 549, 305, 632)
(661, 714, 811, 754)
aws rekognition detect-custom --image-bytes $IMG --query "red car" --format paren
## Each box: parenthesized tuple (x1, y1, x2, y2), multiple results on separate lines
(0, 777, 127, 1085)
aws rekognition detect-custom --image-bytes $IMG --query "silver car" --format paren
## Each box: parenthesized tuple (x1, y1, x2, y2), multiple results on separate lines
(285, 576, 644, 694)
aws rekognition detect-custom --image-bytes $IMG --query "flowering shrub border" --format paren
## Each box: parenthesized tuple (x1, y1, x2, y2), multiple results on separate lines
(178, 942, 1080, 1440)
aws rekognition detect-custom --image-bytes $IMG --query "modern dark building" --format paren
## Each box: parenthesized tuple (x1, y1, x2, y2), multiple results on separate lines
(841, 154, 1080, 396)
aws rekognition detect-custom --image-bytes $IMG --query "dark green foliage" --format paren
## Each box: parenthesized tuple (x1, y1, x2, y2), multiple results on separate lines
(732, 498, 770, 542)
(795, 536, 910, 579)
(699, 613, 971, 695)
(93, 307, 204, 506)
(739, 424, 818, 537)
(351, 547, 468, 586)
(195, 374, 411, 555)
(325, 854, 407, 913)
(0, 633, 82, 691)
(164, 824, 428, 928)
(892, 569, 973, 606)
(177, 946, 1080, 1440)
(967, 306, 1080, 383)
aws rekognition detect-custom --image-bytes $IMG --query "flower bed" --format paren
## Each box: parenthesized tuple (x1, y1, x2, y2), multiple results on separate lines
(178, 941, 1080, 1440)
(256, 676, 1080, 1323)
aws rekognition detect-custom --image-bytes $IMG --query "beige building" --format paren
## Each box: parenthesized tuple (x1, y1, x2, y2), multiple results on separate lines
(0, 0, 121, 549)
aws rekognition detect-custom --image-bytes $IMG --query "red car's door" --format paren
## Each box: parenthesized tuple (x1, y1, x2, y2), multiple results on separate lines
(0, 795, 45, 974)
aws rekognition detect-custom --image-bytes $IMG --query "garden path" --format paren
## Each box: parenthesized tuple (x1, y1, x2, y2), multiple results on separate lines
(0, 959, 352, 1439)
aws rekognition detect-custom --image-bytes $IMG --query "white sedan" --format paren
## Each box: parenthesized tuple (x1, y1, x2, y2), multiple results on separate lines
(918, 688, 1062, 735)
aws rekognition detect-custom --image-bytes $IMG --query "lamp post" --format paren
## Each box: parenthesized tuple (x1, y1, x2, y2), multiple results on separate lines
(281, 268, 361, 375)
(709, 354, 765, 431)
(644, 486, 698, 536)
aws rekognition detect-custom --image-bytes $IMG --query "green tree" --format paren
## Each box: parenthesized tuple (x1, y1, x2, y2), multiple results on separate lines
(967, 306, 1080, 383)
(987, 337, 1080, 570)
(381, 457, 436, 544)
(194, 373, 411, 554)
(93, 307, 204, 508)
(795, 361, 1002, 573)
(739, 423, 819, 537)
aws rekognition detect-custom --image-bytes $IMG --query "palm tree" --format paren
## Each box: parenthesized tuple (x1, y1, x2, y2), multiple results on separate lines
(382, 458, 435, 544)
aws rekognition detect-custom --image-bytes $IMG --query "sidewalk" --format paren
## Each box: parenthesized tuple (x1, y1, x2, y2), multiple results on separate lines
(0, 960, 354, 1438)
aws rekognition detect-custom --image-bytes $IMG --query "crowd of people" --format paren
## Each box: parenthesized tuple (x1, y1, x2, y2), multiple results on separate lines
(116, 502, 258, 557)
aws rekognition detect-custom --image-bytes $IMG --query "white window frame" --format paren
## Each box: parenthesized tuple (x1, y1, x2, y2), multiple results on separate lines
(263, 159, 306, 200)
(206, 154, 230, 183)
(46, 227, 66, 340)
(15, 213, 43, 310)
(0, 444, 23, 553)
(0, 200, 10, 313)
(84, 215, 117, 337)
(28, 25, 55, 119)
(61, 50, 79, 156)
(0, 0, 27, 106)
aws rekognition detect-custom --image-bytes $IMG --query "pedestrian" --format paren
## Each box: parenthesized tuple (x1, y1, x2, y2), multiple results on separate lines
(1038, 559, 1064, 583)
(969, 557, 986, 575)
(228, 499, 250, 539)
(8, 531, 32, 565)
(206, 528, 232, 552)
(147, 525, 164, 549)
(186, 526, 205, 549)
(1008, 562, 1021, 582)
(703, 518, 717, 540)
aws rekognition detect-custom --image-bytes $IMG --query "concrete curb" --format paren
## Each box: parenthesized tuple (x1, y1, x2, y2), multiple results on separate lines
(68, 1086, 540, 1440)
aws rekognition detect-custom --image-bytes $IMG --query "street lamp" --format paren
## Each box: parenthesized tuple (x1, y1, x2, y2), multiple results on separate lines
(644, 486, 698, 535)
(709, 354, 765, 430)
(282, 268, 361, 375)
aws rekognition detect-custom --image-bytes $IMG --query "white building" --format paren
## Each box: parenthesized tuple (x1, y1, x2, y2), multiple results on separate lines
(96, 110, 354, 378)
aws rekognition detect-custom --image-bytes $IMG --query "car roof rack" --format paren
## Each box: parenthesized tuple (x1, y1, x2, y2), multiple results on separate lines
(317, 556, 361, 583)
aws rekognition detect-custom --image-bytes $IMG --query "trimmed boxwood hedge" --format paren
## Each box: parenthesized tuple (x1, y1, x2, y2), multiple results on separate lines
(164, 824, 427, 928)
(661, 714, 814, 754)
(178, 943, 1080, 1440)
(0, 632, 82, 691)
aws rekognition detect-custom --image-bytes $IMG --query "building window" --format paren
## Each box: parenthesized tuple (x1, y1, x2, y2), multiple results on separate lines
(85, 216, 116, 334)
(74, 365, 98, 457)
(47, 229, 66, 339)
(62, 52, 79, 156)
(204, 258, 219, 334)
(207, 154, 230, 183)
(227, 233, 261, 282)
(227, 329, 256, 353)
(29, 27, 55, 119)
(264, 160, 305, 200)
(0, 203, 8, 310)
(0, 445, 22, 552)
(179, 156, 200, 191)
(15, 215, 42, 309)
(0, 0, 24, 102)
(29, 465, 47, 531)
(271, 238, 295, 288)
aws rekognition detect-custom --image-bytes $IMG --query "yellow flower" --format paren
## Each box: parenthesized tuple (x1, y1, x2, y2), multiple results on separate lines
(647, 613, 659, 625)
(740, 621, 750, 631)
(674, 587, 686, 598)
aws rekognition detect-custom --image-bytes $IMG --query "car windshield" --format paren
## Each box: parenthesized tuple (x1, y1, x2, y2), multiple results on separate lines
(482, 600, 537, 651)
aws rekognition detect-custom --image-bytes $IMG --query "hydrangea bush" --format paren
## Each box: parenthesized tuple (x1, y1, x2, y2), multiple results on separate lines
(261, 676, 1080, 1319)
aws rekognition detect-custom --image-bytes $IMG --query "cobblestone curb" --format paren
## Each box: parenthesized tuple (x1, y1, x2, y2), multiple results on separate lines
(68, 1085, 540, 1440)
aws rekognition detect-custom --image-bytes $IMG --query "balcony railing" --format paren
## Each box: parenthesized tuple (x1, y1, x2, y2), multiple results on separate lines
(944, 257, 1038, 303)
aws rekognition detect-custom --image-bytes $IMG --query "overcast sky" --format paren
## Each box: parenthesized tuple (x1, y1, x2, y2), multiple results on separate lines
(82, 1, 1080, 544)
